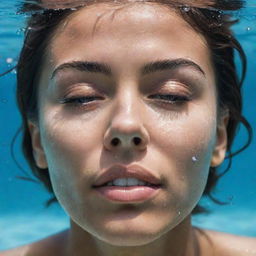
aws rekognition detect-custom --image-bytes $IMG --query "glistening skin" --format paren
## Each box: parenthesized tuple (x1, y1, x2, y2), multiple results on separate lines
(28, 3, 229, 256)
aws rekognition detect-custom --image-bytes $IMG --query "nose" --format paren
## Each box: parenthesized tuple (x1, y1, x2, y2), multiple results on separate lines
(103, 95, 149, 152)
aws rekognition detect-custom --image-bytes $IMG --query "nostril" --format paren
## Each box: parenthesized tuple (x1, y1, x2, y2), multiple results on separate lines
(133, 137, 142, 145)
(111, 138, 120, 146)
(110, 137, 143, 147)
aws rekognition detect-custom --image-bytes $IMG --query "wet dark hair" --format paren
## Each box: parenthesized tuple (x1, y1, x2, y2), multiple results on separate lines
(9, 0, 253, 213)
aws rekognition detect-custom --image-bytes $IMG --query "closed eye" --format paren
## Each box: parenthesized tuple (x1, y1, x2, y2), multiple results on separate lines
(60, 96, 104, 106)
(59, 94, 190, 109)
(148, 94, 190, 103)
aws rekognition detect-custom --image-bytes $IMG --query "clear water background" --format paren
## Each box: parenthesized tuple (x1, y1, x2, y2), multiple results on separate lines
(0, 0, 255, 251)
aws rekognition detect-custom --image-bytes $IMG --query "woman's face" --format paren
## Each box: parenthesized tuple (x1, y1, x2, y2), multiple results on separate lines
(30, 3, 228, 246)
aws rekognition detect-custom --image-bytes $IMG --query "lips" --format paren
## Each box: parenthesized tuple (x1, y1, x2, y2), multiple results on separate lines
(92, 164, 162, 188)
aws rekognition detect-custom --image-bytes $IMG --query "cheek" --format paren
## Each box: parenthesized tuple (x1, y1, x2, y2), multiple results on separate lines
(150, 104, 217, 208)
(40, 96, 107, 158)
(152, 101, 217, 164)
(42, 119, 99, 168)
(39, 110, 104, 206)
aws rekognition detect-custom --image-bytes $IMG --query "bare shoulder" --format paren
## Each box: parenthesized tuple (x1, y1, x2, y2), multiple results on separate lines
(195, 227, 256, 256)
(0, 244, 29, 256)
(0, 230, 69, 256)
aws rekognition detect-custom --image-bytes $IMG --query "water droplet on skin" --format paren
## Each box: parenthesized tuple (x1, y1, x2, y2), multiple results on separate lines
(182, 6, 190, 12)
(192, 156, 198, 162)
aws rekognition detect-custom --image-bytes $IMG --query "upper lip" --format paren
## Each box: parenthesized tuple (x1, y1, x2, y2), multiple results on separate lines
(92, 164, 162, 187)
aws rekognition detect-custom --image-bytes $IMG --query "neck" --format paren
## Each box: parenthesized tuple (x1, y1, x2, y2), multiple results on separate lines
(65, 216, 199, 256)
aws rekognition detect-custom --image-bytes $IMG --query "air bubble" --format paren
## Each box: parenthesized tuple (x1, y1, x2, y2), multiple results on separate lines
(246, 27, 251, 31)
(1, 99, 8, 103)
(6, 58, 13, 64)
(16, 28, 25, 35)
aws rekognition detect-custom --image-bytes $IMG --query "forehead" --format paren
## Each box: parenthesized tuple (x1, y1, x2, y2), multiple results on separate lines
(47, 2, 213, 78)
(59, 2, 188, 32)
(51, 3, 207, 45)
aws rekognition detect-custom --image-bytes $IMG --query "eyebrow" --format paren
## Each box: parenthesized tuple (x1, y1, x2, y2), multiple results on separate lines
(51, 61, 112, 79)
(141, 58, 205, 76)
(51, 58, 205, 79)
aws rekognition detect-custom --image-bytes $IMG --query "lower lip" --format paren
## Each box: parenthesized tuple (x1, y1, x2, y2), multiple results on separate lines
(94, 186, 160, 202)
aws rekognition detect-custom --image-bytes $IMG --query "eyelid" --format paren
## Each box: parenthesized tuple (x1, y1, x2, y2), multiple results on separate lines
(55, 80, 106, 92)
(152, 80, 193, 95)
(162, 79, 191, 88)
(60, 82, 107, 97)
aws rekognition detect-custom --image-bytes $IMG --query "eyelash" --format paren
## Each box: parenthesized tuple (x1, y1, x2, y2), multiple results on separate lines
(60, 96, 102, 105)
(148, 94, 190, 104)
(60, 94, 190, 108)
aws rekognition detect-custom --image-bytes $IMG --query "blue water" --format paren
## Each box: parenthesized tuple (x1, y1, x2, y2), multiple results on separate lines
(0, 0, 255, 251)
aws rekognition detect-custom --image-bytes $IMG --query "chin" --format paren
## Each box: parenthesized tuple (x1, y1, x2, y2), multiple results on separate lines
(95, 231, 163, 247)
(90, 218, 177, 247)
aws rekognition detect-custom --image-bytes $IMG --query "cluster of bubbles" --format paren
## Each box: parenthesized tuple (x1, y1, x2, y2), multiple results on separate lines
(5, 57, 17, 73)
(0, 57, 17, 75)
(0, 57, 17, 105)
(16, 27, 26, 35)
